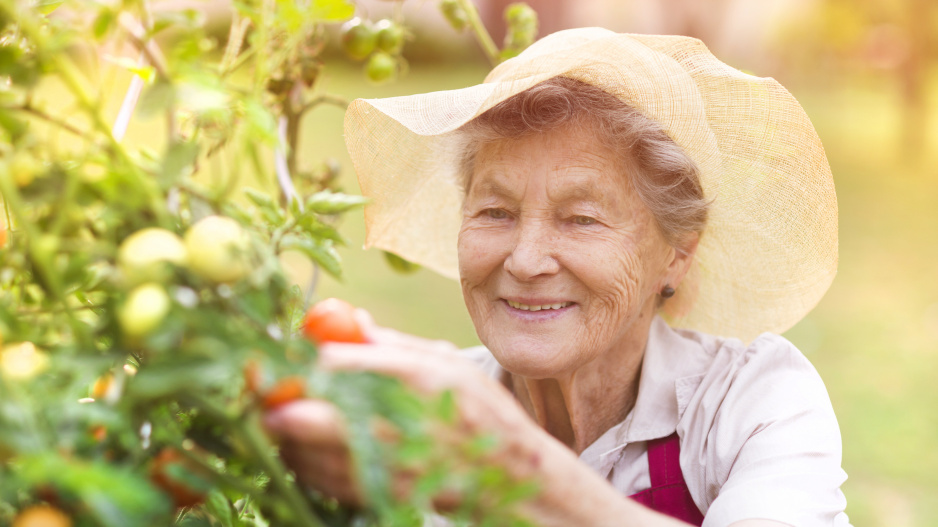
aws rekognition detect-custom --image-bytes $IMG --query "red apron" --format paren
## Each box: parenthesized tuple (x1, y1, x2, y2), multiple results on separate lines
(628, 433, 705, 525)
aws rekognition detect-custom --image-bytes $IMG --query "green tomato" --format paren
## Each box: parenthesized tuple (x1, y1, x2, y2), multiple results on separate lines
(119, 283, 171, 338)
(184, 216, 251, 283)
(375, 20, 405, 55)
(365, 51, 397, 84)
(440, 0, 468, 32)
(9, 152, 40, 188)
(118, 228, 188, 284)
(341, 18, 377, 61)
(0, 341, 49, 381)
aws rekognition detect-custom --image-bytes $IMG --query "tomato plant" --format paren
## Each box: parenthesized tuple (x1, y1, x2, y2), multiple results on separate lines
(0, 0, 540, 525)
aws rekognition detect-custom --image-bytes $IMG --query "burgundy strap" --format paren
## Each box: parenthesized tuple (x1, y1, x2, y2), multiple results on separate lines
(628, 433, 704, 525)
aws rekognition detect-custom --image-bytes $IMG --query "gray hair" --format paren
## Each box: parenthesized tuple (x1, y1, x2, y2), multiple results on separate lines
(456, 76, 710, 253)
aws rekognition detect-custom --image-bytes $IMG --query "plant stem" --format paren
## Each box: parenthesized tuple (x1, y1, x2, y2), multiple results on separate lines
(14, 104, 89, 139)
(220, 11, 250, 73)
(298, 94, 349, 116)
(456, 0, 500, 66)
(237, 413, 328, 527)
(184, 394, 327, 526)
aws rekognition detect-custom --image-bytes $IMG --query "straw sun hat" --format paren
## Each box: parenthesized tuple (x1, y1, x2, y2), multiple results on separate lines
(343, 28, 837, 343)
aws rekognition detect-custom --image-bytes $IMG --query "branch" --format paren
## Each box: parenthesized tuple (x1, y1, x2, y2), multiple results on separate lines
(117, 12, 169, 81)
(298, 94, 349, 116)
(456, 0, 500, 66)
(14, 104, 89, 139)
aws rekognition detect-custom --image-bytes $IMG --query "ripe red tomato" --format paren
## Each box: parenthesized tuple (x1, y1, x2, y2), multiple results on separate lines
(301, 298, 366, 344)
(12, 505, 72, 527)
(261, 376, 305, 409)
(149, 448, 209, 508)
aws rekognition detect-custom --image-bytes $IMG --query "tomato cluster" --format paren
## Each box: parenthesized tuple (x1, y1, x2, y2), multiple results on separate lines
(340, 17, 407, 84)
(246, 298, 366, 410)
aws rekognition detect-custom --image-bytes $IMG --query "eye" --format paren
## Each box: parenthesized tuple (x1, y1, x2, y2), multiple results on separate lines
(572, 215, 597, 226)
(484, 208, 509, 219)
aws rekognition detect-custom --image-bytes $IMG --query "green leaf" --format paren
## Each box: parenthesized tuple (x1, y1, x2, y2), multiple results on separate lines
(244, 187, 276, 209)
(204, 489, 237, 527)
(139, 81, 175, 117)
(242, 98, 278, 145)
(16, 453, 172, 526)
(309, 0, 355, 22)
(304, 190, 368, 215)
(103, 54, 156, 83)
(92, 8, 116, 40)
(160, 141, 200, 186)
(383, 251, 420, 274)
(0, 109, 28, 143)
(280, 234, 343, 279)
(244, 187, 285, 225)
(297, 215, 345, 245)
(37, 1, 64, 15)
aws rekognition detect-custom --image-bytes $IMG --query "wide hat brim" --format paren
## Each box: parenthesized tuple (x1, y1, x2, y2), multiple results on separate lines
(344, 28, 837, 343)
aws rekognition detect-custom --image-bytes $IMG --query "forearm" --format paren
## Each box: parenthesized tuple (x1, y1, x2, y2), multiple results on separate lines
(516, 430, 691, 527)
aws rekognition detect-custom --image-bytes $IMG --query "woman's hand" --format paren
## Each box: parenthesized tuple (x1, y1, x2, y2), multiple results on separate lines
(262, 310, 545, 509)
(263, 311, 696, 526)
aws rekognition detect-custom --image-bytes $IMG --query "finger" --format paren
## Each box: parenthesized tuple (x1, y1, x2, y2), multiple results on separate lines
(317, 342, 435, 381)
(368, 326, 458, 354)
(263, 399, 348, 446)
(352, 308, 378, 342)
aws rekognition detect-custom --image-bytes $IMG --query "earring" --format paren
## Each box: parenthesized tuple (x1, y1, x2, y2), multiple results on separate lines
(661, 285, 675, 298)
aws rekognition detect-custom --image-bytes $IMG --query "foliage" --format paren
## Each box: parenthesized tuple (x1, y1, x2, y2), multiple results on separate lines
(0, 0, 538, 525)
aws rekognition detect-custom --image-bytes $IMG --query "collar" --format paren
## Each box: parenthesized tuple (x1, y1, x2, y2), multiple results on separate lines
(615, 316, 717, 445)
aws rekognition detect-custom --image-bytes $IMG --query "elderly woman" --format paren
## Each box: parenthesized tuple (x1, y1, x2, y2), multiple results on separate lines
(264, 29, 849, 526)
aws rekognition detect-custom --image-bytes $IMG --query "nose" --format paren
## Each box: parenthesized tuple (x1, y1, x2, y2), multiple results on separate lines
(504, 219, 560, 280)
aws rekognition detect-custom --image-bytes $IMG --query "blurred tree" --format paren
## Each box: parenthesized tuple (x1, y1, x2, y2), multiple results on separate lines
(774, 0, 936, 156)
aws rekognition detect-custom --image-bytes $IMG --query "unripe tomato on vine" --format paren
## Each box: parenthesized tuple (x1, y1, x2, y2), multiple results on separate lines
(1, 342, 49, 381)
(12, 504, 72, 527)
(183, 215, 251, 283)
(440, 0, 469, 32)
(341, 18, 377, 61)
(375, 19, 406, 55)
(118, 283, 171, 338)
(366, 51, 397, 84)
(118, 228, 187, 284)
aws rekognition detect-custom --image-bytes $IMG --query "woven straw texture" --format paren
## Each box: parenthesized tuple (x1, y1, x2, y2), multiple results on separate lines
(344, 28, 838, 343)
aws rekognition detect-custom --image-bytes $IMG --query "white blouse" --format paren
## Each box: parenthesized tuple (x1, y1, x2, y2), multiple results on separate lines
(459, 316, 852, 527)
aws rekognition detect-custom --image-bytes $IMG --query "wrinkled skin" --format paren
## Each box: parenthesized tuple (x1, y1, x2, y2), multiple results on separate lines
(458, 124, 677, 379)
(457, 124, 695, 450)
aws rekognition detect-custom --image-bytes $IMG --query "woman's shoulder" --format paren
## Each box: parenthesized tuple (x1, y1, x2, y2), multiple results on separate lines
(675, 326, 838, 452)
(672, 327, 850, 526)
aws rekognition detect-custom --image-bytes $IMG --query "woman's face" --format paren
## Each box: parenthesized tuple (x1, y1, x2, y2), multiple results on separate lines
(457, 124, 677, 379)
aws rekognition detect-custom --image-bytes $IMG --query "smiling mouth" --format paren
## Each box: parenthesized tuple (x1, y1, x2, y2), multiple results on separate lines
(505, 300, 574, 311)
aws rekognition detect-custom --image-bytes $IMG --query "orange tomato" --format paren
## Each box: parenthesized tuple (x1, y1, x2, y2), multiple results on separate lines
(12, 505, 72, 527)
(301, 298, 366, 344)
(90, 425, 107, 442)
(149, 448, 209, 508)
(242, 360, 262, 395)
(261, 376, 305, 409)
(91, 374, 112, 399)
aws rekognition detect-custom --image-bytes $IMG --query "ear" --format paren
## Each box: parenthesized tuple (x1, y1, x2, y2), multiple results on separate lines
(661, 232, 699, 291)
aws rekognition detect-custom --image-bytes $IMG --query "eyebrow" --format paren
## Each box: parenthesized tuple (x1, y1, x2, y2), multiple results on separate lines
(468, 175, 621, 211)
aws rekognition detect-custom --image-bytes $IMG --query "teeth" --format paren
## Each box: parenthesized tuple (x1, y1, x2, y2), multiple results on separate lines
(507, 300, 571, 311)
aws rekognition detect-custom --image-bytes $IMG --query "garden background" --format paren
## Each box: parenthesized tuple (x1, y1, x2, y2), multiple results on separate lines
(31, 0, 938, 525)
